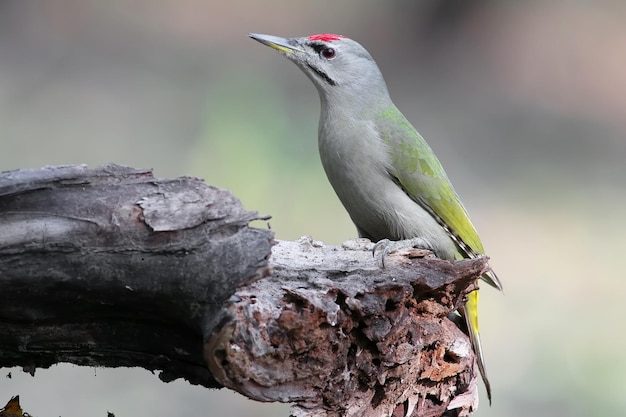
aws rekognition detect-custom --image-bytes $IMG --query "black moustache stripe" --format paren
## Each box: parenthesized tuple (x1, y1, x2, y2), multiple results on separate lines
(307, 64, 336, 86)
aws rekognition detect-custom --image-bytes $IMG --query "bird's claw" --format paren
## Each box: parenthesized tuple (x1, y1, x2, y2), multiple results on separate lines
(372, 237, 434, 269)
(372, 239, 392, 268)
(371, 238, 390, 257)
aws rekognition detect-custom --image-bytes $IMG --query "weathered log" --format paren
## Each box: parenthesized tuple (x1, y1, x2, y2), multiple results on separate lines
(207, 238, 485, 417)
(0, 164, 488, 417)
(0, 164, 272, 387)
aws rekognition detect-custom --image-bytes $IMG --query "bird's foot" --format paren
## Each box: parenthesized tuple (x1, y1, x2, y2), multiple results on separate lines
(372, 237, 434, 268)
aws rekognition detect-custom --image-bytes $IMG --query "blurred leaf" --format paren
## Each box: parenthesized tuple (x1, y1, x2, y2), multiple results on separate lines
(0, 396, 24, 417)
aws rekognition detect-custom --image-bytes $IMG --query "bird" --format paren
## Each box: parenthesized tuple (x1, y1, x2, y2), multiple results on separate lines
(249, 32, 502, 403)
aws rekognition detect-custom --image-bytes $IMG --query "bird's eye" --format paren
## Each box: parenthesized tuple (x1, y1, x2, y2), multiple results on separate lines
(321, 48, 336, 59)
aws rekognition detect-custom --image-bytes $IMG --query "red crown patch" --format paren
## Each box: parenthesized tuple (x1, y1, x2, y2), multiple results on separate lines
(308, 34, 346, 42)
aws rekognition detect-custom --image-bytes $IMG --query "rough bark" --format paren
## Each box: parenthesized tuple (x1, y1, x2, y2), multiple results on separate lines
(0, 164, 272, 387)
(207, 238, 484, 417)
(0, 164, 488, 417)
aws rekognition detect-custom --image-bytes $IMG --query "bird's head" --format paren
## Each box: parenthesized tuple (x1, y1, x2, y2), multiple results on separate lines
(249, 33, 389, 105)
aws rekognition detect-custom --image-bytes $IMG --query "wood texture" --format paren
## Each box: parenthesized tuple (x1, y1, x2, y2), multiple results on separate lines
(0, 165, 489, 416)
(0, 164, 273, 387)
(207, 238, 486, 417)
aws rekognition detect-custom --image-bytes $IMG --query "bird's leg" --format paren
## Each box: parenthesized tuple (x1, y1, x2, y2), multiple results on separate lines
(372, 237, 434, 268)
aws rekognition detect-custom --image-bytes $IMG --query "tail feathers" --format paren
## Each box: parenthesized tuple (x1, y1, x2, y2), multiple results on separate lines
(460, 290, 492, 405)
(482, 269, 503, 292)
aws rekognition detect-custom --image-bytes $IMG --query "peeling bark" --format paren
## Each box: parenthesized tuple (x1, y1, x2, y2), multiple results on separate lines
(0, 164, 272, 387)
(0, 165, 488, 417)
(207, 238, 485, 417)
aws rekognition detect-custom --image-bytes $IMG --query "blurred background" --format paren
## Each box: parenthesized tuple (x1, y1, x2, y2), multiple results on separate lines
(1, 0, 625, 416)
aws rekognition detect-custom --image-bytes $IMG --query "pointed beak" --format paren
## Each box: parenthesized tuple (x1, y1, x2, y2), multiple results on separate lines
(249, 33, 304, 54)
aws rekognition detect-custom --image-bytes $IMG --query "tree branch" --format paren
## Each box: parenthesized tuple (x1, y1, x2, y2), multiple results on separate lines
(0, 164, 487, 417)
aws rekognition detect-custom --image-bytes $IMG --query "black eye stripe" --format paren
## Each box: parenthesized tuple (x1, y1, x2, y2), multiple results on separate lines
(310, 43, 326, 53)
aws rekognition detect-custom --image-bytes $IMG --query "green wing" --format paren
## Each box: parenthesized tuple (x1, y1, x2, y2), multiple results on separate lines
(376, 107, 501, 289)
(376, 107, 483, 254)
